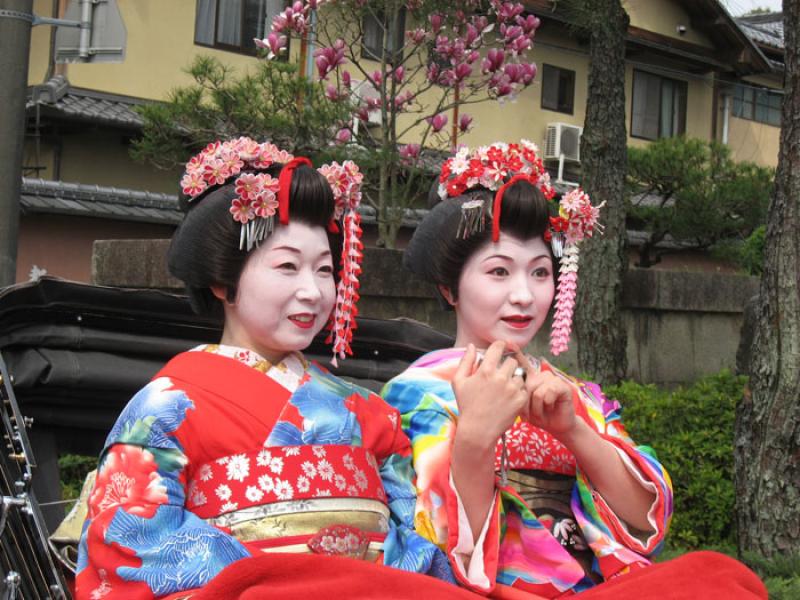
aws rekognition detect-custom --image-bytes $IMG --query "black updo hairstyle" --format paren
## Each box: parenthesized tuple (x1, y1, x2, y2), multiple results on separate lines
(404, 178, 553, 308)
(168, 163, 341, 319)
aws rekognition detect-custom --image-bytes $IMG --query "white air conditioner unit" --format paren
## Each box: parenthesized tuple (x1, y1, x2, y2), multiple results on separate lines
(350, 79, 382, 127)
(544, 122, 582, 162)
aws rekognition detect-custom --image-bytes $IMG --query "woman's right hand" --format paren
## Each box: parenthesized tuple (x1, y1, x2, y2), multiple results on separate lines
(452, 341, 528, 449)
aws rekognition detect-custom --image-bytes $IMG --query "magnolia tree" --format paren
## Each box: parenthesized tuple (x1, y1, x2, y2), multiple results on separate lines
(258, 0, 541, 247)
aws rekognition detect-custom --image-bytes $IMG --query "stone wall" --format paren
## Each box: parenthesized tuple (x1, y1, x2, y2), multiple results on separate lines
(93, 240, 758, 386)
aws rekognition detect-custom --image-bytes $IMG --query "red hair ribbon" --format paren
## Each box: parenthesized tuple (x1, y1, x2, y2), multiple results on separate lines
(491, 173, 536, 242)
(278, 156, 313, 225)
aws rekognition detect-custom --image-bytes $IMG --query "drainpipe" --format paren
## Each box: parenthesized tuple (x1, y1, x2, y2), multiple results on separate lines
(78, 0, 92, 60)
(0, 0, 34, 285)
(722, 94, 731, 146)
(305, 9, 317, 79)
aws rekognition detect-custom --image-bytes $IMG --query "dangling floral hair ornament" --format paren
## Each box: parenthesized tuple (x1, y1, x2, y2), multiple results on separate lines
(437, 140, 605, 356)
(180, 136, 364, 363)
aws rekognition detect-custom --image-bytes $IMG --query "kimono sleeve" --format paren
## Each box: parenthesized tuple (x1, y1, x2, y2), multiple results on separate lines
(366, 390, 457, 584)
(382, 377, 502, 594)
(75, 378, 251, 600)
(572, 379, 674, 562)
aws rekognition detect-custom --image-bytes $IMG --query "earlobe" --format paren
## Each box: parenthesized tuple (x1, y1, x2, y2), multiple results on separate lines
(437, 284, 457, 307)
(210, 285, 231, 304)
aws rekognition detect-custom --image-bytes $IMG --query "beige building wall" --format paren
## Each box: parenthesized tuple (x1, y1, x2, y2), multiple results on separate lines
(624, 0, 715, 47)
(727, 117, 780, 167)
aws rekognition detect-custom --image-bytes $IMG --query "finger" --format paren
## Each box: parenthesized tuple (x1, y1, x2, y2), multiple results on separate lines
(524, 370, 548, 395)
(516, 392, 530, 422)
(529, 391, 544, 424)
(499, 356, 520, 379)
(480, 340, 507, 371)
(512, 389, 529, 419)
(511, 348, 533, 374)
(541, 385, 558, 410)
(454, 343, 477, 382)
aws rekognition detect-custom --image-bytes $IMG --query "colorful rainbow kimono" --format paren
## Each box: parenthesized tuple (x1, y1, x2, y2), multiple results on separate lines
(76, 345, 454, 600)
(382, 348, 673, 598)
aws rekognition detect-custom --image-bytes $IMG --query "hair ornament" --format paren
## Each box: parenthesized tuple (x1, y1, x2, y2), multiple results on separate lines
(436, 140, 604, 356)
(181, 137, 365, 361)
(316, 160, 365, 365)
(457, 199, 486, 239)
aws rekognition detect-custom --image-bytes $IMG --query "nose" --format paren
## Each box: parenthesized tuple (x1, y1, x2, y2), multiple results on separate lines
(508, 272, 534, 307)
(295, 267, 323, 303)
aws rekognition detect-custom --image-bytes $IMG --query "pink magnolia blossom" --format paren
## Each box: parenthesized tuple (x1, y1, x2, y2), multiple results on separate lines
(254, 32, 287, 59)
(459, 114, 473, 132)
(517, 14, 541, 34)
(399, 144, 421, 160)
(407, 28, 427, 45)
(356, 106, 371, 122)
(427, 113, 448, 133)
(430, 14, 443, 34)
(454, 63, 472, 81)
(336, 128, 352, 143)
(315, 40, 345, 80)
(482, 48, 505, 73)
(427, 63, 441, 84)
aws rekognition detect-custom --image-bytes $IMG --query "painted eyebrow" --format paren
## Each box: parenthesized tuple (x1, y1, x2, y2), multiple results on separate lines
(270, 246, 332, 257)
(481, 253, 550, 263)
(481, 253, 514, 263)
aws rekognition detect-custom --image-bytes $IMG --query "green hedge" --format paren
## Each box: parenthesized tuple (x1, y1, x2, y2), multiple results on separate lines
(605, 370, 743, 549)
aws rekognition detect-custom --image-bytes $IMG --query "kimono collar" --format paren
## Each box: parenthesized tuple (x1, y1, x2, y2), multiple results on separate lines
(191, 344, 308, 376)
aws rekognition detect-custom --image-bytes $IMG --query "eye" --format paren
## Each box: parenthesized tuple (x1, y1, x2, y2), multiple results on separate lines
(488, 267, 509, 276)
(533, 266, 551, 278)
(277, 262, 298, 271)
(318, 264, 334, 275)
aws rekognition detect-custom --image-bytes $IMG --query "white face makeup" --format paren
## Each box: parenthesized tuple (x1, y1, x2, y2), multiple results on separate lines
(450, 233, 555, 350)
(218, 220, 336, 363)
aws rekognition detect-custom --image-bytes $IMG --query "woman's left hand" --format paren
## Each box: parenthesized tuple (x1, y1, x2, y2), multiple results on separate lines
(524, 370, 578, 439)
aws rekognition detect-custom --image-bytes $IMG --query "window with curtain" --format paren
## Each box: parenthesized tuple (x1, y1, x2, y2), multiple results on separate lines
(631, 70, 687, 141)
(732, 83, 781, 127)
(541, 64, 576, 114)
(362, 8, 406, 62)
(195, 0, 287, 56)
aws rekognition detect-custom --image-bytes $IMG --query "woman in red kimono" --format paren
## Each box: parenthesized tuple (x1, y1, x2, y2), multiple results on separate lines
(74, 138, 473, 600)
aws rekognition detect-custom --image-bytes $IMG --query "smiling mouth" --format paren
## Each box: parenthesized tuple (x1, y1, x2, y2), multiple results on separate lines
(501, 316, 533, 329)
(288, 314, 316, 329)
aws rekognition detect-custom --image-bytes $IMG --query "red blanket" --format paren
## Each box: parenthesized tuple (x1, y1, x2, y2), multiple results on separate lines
(188, 553, 481, 599)
(184, 551, 766, 600)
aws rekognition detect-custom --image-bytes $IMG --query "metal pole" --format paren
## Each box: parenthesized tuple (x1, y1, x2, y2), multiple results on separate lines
(0, 0, 33, 287)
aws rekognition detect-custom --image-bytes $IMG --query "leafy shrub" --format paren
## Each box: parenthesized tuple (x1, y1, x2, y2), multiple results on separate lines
(605, 371, 744, 549)
(713, 225, 766, 276)
(59, 453, 97, 501)
(742, 552, 800, 599)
